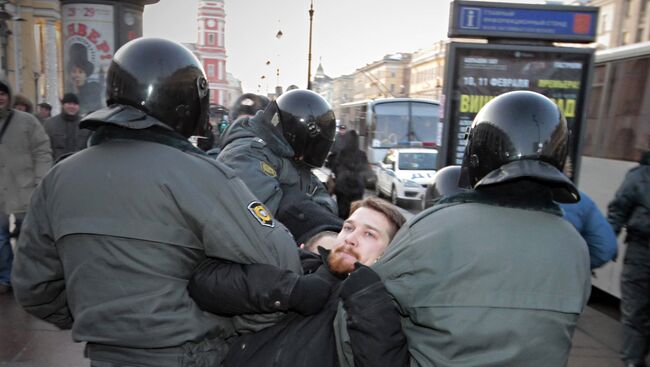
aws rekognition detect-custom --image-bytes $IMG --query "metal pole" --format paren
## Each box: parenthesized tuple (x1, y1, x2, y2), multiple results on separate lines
(307, 0, 313, 90)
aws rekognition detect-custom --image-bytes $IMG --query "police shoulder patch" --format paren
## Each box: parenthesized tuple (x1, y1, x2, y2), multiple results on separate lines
(260, 161, 277, 177)
(248, 201, 275, 227)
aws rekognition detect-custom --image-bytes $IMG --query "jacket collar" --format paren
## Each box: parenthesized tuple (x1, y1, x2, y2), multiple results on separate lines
(220, 112, 294, 158)
(439, 179, 563, 216)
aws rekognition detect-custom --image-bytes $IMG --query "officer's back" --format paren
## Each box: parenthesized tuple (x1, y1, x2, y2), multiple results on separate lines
(12, 37, 301, 367)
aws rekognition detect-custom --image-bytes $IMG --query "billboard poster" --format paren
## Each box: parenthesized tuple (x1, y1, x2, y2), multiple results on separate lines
(441, 43, 593, 180)
(449, 1, 598, 43)
(62, 3, 115, 115)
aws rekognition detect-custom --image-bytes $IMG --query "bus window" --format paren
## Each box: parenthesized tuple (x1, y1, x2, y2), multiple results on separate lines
(411, 102, 439, 143)
(374, 102, 409, 147)
(600, 57, 649, 162)
(583, 65, 606, 156)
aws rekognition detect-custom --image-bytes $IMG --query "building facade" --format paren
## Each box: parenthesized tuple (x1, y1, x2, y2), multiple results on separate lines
(311, 61, 333, 105)
(409, 40, 447, 101)
(196, 0, 231, 107)
(590, 0, 650, 48)
(0, 0, 61, 110)
(0, 0, 156, 114)
(352, 52, 411, 101)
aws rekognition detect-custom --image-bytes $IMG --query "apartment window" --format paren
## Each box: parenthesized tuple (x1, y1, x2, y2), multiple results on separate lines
(622, 31, 631, 45)
(208, 33, 215, 45)
(599, 13, 607, 35)
(624, 0, 632, 17)
(208, 64, 215, 77)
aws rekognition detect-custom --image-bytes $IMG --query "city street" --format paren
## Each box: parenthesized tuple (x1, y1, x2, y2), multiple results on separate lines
(0, 187, 647, 367)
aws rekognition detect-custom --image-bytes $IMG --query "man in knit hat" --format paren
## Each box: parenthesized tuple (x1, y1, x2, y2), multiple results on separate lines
(43, 93, 91, 161)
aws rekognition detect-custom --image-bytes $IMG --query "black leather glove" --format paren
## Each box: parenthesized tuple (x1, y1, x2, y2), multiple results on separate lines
(340, 262, 382, 300)
(288, 265, 340, 315)
(277, 185, 343, 244)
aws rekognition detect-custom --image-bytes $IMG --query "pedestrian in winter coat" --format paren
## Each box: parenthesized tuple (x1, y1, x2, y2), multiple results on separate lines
(330, 130, 369, 219)
(43, 93, 91, 161)
(217, 89, 340, 242)
(12, 94, 34, 113)
(561, 190, 618, 269)
(336, 91, 591, 367)
(0, 79, 52, 294)
(607, 150, 650, 367)
(11, 38, 302, 367)
(188, 197, 408, 367)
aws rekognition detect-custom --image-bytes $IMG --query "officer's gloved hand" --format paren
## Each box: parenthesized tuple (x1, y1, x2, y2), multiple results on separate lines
(288, 265, 339, 315)
(277, 185, 343, 245)
(340, 262, 382, 300)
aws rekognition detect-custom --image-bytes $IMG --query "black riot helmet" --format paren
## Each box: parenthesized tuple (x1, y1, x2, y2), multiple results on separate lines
(266, 89, 336, 167)
(230, 93, 270, 121)
(104, 38, 210, 138)
(460, 90, 578, 203)
(430, 165, 464, 203)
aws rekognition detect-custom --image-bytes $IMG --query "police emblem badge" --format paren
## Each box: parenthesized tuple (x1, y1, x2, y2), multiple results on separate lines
(260, 161, 277, 177)
(248, 201, 275, 227)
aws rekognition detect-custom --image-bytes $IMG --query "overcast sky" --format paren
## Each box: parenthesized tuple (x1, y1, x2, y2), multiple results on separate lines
(143, 0, 546, 94)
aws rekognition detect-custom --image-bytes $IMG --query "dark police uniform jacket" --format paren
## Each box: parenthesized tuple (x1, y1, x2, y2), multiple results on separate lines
(12, 124, 302, 367)
(217, 111, 336, 216)
(338, 183, 591, 367)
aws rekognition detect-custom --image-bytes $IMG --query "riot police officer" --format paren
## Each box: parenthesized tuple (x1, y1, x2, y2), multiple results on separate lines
(349, 91, 592, 366)
(12, 38, 302, 367)
(229, 93, 270, 122)
(218, 89, 342, 242)
(425, 164, 464, 207)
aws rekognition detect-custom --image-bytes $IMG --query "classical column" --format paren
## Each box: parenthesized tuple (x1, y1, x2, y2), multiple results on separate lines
(43, 19, 60, 111)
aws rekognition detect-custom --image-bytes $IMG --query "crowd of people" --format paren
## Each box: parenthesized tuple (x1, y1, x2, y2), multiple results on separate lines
(0, 79, 94, 296)
(0, 37, 647, 367)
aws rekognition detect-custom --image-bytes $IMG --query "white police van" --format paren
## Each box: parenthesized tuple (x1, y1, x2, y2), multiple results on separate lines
(375, 148, 437, 207)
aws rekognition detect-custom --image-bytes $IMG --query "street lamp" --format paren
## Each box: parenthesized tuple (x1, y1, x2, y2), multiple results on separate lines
(306, 0, 314, 90)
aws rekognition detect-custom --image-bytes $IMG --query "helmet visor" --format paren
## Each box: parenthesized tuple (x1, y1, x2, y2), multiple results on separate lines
(303, 136, 333, 167)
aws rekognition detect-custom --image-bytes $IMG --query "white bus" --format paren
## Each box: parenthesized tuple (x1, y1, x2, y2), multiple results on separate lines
(337, 98, 441, 165)
(582, 41, 650, 298)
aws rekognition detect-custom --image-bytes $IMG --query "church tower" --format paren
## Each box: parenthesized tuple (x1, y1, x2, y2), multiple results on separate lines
(197, 0, 228, 106)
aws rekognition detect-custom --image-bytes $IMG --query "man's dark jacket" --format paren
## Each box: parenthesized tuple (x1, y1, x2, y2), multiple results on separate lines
(188, 249, 408, 367)
(43, 112, 90, 161)
(608, 151, 650, 243)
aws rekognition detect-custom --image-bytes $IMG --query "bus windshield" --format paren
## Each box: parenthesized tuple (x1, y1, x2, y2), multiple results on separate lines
(373, 102, 409, 147)
(411, 102, 439, 142)
(371, 100, 439, 148)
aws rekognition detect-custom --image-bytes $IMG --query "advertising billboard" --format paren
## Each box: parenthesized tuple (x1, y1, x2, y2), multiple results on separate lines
(440, 43, 593, 181)
(449, 1, 598, 43)
(62, 3, 115, 115)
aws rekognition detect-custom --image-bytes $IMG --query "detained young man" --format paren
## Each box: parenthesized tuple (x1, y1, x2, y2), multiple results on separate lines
(188, 197, 408, 367)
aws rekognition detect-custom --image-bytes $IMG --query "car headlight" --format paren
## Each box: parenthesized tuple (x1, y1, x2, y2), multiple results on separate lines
(403, 180, 420, 188)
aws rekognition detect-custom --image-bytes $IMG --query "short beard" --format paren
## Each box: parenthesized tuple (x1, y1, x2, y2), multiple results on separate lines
(327, 245, 360, 275)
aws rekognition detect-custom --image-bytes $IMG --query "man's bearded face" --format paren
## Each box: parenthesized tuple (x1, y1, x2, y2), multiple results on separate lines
(327, 207, 393, 275)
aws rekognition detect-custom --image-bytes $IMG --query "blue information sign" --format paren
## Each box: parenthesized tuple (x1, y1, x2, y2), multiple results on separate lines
(449, 1, 598, 43)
